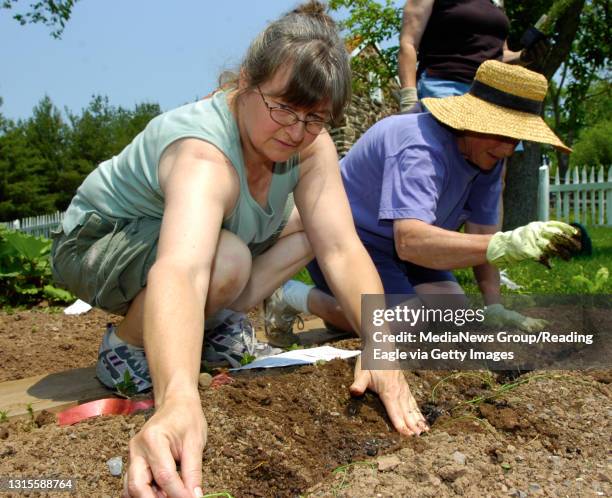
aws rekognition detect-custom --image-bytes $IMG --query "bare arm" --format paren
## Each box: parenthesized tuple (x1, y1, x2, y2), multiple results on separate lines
(124, 138, 238, 498)
(465, 221, 501, 305)
(398, 0, 435, 88)
(149, 138, 238, 402)
(502, 40, 523, 64)
(294, 133, 429, 437)
(393, 218, 492, 269)
(294, 133, 381, 332)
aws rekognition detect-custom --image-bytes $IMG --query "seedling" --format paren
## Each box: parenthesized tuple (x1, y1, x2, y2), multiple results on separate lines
(115, 370, 138, 398)
(430, 372, 495, 404)
(331, 461, 377, 495)
(239, 353, 256, 366)
(572, 266, 609, 293)
(202, 493, 235, 498)
(26, 403, 35, 422)
(0, 410, 8, 423)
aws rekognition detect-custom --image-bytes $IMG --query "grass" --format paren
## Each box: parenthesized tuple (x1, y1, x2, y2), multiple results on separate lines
(293, 226, 612, 294)
(455, 225, 612, 294)
(293, 267, 314, 285)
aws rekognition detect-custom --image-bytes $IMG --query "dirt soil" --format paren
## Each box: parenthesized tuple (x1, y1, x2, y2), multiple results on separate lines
(0, 307, 610, 497)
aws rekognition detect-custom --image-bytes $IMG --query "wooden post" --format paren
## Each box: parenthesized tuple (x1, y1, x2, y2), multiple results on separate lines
(563, 169, 570, 221)
(573, 167, 580, 223)
(538, 164, 550, 221)
(607, 166, 612, 227)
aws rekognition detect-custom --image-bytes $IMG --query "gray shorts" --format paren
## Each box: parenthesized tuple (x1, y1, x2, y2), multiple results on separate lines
(51, 198, 293, 316)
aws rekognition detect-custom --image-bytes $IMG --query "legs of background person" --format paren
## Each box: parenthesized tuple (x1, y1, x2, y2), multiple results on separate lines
(115, 229, 253, 347)
(414, 280, 469, 308)
(305, 280, 469, 334)
(307, 288, 354, 332)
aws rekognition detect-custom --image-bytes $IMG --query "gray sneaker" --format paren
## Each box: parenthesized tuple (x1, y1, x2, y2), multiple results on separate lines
(96, 324, 152, 393)
(203, 311, 282, 369)
(263, 287, 303, 348)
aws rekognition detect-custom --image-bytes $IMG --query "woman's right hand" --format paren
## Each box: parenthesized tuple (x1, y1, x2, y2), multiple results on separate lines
(122, 394, 207, 498)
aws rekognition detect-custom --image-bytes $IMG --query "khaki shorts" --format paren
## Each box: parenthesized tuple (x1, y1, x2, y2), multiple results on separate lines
(51, 197, 293, 316)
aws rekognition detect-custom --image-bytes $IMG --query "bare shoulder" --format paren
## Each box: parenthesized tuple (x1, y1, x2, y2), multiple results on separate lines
(158, 137, 238, 193)
(298, 132, 339, 178)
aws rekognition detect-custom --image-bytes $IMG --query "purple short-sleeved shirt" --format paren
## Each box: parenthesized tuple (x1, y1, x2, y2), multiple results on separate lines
(341, 113, 502, 255)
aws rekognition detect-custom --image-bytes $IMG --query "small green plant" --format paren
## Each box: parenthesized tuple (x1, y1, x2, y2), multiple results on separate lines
(202, 493, 235, 498)
(115, 370, 138, 398)
(287, 343, 301, 351)
(239, 353, 257, 366)
(430, 372, 495, 404)
(572, 266, 609, 293)
(331, 461, 377, 495)
(0, 410, 9, 422)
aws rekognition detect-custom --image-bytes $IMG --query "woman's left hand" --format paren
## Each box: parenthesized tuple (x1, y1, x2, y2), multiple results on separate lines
(350, 356, 429, 436)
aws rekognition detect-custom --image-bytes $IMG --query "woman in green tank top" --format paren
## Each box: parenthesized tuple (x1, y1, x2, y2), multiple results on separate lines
(51, 2, 428, 496)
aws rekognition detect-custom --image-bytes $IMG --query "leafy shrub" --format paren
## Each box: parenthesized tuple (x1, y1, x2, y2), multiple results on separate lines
(0, 226, 73, 306)
(569, 119, 612, 168)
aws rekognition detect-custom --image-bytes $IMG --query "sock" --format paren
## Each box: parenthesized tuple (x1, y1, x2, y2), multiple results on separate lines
(282, 280, 313, 314)
(204, 308, 236, 330)
(107, 325, 144, 350)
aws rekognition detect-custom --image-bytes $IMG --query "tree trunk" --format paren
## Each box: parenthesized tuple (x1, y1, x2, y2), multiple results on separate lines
(502, 0, 585, 229)
(502, 142, 542, 230)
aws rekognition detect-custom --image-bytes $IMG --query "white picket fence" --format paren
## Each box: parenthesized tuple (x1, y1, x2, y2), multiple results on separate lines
(539, 164, 612, 226)
(0, 211, 65, 239)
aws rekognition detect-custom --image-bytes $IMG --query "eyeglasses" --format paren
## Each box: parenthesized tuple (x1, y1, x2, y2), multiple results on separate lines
(257, 86, 330, 135)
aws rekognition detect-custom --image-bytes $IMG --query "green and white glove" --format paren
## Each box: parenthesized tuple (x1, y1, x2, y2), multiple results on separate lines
(486, 221, 580, 268)
(399, 87, 418, 112)
(484, 304, 548, 333)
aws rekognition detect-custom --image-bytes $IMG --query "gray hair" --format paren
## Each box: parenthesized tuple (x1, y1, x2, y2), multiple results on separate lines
(229, 1, 351, 125)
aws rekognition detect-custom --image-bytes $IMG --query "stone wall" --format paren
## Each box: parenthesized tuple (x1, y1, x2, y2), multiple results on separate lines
(330, 93, 399, 158)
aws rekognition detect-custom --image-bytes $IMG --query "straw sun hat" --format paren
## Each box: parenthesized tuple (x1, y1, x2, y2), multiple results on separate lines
(422, 60, 571, 153)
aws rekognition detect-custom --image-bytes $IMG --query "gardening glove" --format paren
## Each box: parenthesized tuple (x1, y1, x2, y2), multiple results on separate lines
(484, 303, 548, 332)
(486, 221, 580, 268)
(399, 87, 418, 113)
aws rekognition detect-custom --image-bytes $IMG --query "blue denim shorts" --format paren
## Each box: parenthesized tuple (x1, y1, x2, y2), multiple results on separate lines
(417, 73, 471, 100)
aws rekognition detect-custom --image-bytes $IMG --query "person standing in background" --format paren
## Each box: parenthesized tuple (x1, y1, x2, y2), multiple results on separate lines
(398, 0, 548, 111)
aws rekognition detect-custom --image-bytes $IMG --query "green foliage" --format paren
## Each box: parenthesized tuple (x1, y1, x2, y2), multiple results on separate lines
(1, 0, 79, 39)
(292, 267, 314, 285)
(570, 119, 612, 168)
(0, 410, 8, 423)
(0, 226, 73, 306)
(0, 94, 162, 220)
(239, 353, 257, 366)
(328, 0, 401, 93)
(572, 266, 609, 293)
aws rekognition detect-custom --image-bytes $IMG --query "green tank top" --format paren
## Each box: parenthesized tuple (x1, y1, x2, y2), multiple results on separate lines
(62, 90, 300, 247)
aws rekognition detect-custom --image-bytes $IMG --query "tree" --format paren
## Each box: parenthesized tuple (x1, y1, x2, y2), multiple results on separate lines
(329, 0, 401, 94)
(1, 0, 78, 38)
(0, 94, 162, 220)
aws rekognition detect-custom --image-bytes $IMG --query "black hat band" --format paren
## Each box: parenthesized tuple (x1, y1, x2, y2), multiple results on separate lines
(469, 80, 543, 115)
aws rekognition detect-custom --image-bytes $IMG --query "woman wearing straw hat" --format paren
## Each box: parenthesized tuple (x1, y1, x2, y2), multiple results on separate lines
(264, 60, 578, 341)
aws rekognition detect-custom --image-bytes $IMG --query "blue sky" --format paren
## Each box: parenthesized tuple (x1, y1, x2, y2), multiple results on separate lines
(1, 0, 349, 121)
